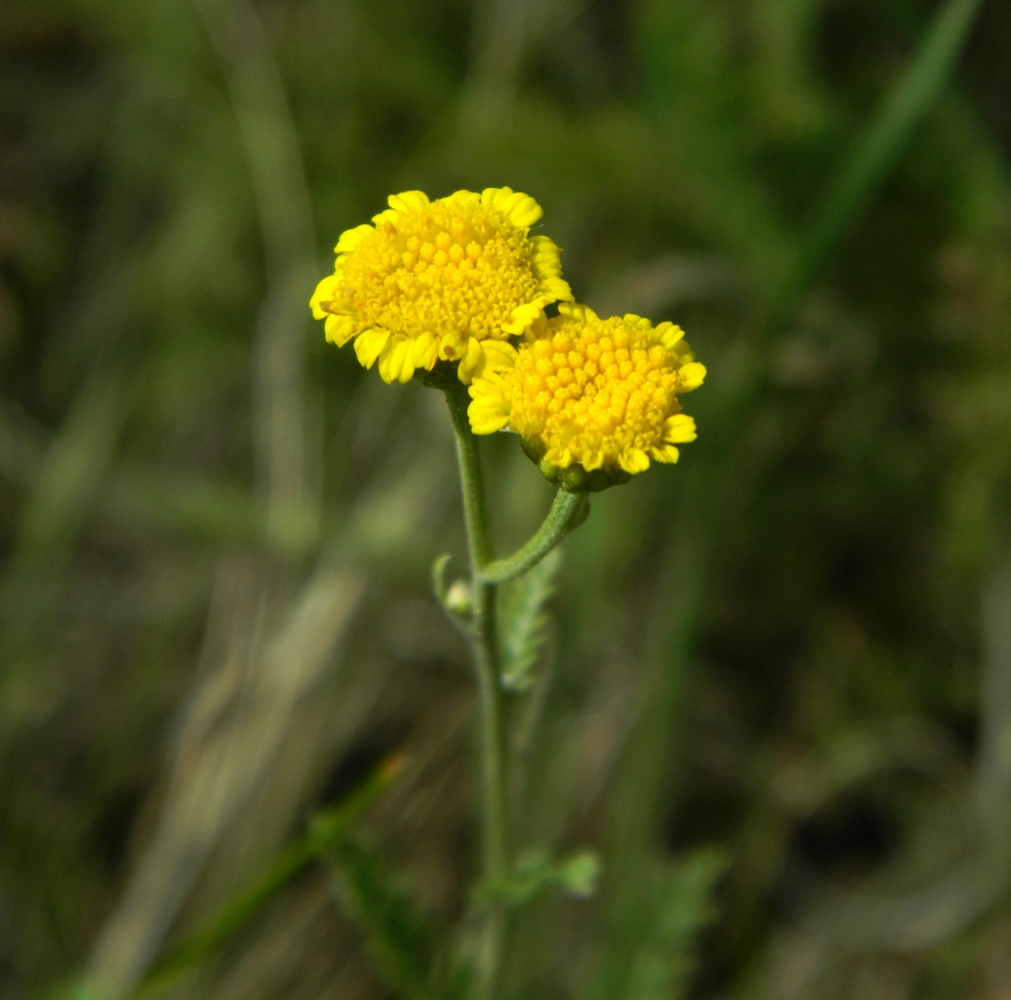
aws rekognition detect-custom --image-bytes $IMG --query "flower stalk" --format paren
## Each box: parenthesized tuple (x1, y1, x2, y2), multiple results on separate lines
(479, 489, 587, 585)
(444, 386, 509, 1000)
(312, 185, 704, 1000)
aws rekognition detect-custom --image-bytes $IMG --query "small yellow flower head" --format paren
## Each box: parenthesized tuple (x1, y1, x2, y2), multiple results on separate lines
(310, 188, 572, 385)
(468, 304, 705, 490)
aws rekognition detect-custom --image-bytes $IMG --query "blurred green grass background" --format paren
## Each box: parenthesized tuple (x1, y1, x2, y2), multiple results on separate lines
(3, 0, 1011, 997)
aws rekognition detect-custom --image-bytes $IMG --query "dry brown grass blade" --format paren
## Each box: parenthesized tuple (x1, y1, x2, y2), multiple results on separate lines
(83, 559, 367, 999)
(194, 0, 320, 553)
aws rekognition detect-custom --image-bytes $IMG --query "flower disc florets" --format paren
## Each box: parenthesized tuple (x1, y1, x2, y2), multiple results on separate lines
(468, 304, 705, 489)
(310, 188, 572, 385)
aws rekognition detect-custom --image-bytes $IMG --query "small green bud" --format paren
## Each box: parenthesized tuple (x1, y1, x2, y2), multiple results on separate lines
(444, 580, 472, 617)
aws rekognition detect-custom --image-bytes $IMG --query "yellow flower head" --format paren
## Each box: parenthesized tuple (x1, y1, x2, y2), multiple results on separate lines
(468, 304, 705, 490)
(310, 188, 572, 385)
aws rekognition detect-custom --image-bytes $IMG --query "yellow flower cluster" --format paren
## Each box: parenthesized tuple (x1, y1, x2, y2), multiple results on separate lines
(311, 188, 705, 482)
(310, 188, 571, 384)
(469, 305, 704, 484)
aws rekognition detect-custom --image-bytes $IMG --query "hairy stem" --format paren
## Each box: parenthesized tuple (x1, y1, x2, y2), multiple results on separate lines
(445, 386, 508, 1000)
(480, 489, 587, 584)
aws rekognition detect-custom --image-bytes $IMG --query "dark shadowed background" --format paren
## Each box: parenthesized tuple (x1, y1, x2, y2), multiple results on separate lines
(3, 0, 1011, 997)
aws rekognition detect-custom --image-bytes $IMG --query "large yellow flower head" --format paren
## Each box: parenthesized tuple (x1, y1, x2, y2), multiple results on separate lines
(468, 303, 705, 490)
(310, 188, 572, 385)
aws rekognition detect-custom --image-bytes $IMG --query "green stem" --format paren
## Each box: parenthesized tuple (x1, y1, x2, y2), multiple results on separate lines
(480, 489, 587, 584)
(444, 386, 508, 1000)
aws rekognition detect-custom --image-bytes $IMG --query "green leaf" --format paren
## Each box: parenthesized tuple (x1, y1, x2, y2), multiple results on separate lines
(622, 849, 728, 1000)
(498, 548, 562, 691)
(557, 851, 601, 899)
(475, 850, 600, 908)
(322, 832, 465, 1000)
(431, 553, 452, 606)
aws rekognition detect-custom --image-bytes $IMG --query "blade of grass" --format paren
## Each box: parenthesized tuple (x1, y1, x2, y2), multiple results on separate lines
(0, 366, 133, 677)
(194, 0, 319, 554)
(132, 754, 406, 994)
(781, 0, 986, 316)
(596, 0, 987, 991)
